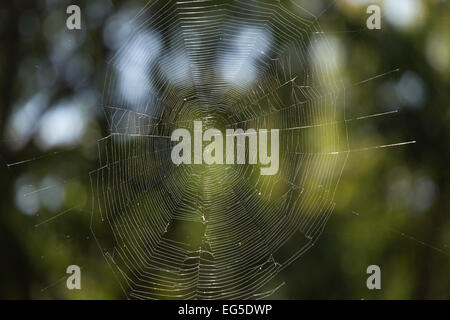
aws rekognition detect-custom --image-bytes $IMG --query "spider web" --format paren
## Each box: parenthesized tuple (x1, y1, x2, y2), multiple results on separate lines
(90, 0, 348, 300)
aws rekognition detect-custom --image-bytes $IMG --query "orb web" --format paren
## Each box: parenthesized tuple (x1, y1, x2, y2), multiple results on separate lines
(90, 0, 348, 299)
